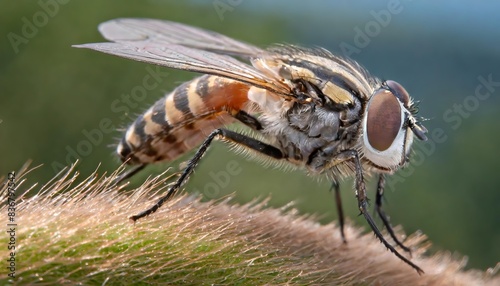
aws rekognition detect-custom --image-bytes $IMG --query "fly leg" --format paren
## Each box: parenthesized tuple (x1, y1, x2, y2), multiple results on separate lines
(112, 164, 146, 187)
(329, 180, 346, 243)
(313, 149, 423, 274)
(129, 128, 284, 222)
(375, 174, 412, 254)
(112, 110, 259, 187)
(347, 150, 423, 274)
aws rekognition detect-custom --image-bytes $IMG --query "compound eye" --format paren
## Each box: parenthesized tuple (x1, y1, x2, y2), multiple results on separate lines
(366, 89, 402, 151)
(386, 80, 410, 108)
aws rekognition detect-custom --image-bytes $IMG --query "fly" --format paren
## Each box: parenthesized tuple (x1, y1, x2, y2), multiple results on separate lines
(74, 18, 428, 274)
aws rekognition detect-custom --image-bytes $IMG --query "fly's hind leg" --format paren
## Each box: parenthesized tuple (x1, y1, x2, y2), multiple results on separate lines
(129, 128, 284, 222)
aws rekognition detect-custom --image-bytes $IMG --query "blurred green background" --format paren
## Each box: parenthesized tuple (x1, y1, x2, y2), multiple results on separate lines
(1, 0, 499, 270)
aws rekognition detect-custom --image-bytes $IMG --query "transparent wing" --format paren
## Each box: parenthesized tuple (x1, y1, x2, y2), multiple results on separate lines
(74, 19, 290, 95)
(96, 18, 264, 57)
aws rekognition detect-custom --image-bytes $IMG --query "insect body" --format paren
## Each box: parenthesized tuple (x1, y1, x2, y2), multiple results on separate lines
(75, 18, 428, 274)
(118, 75, 251, 164)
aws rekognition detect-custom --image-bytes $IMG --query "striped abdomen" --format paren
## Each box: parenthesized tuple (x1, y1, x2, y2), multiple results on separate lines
(117, 75, 251, 164)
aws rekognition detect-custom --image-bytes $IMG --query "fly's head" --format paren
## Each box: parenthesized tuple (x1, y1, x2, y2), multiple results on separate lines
(361, 80, 428, 171)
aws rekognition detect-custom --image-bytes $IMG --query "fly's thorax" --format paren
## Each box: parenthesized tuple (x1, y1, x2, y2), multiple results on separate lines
(250, 87, 364, 169)
(360, 80, 421, 171)
(253, 47, 377, 104)
(252, 49, 375, 170)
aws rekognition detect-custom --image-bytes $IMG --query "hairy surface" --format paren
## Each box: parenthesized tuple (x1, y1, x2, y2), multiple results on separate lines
(1, 163, 498, 285)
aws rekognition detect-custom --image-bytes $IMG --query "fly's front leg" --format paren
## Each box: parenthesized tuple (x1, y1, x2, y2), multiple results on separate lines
(311, 149, 423, 274)
(129, 128, 284, 222)
(346, 150, 424, 274)
(375, 174, 412, 254)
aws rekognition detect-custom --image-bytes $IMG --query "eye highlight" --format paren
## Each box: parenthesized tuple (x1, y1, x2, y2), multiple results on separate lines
(366, 89, 402, 151)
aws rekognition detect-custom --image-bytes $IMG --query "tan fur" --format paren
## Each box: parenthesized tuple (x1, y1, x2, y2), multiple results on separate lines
(5, 164, 499, 285)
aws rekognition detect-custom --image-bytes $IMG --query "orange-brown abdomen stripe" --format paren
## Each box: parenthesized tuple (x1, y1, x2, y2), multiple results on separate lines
(121, 74, 253, 164)
(149, 75, 250, 128)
